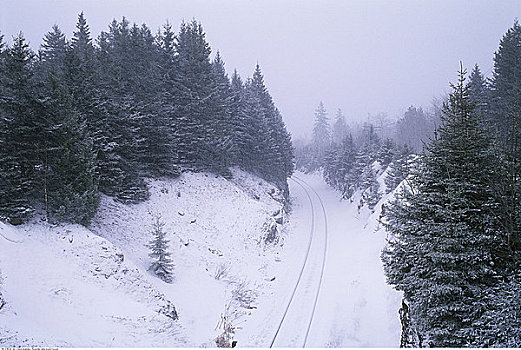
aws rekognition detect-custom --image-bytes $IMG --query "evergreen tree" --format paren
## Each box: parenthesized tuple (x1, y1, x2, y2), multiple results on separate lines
(0, 33, 37, 223)
(248, 64, 294, 187)
(147, 216, 174, 283)
(489, 20, 521, 254)
(323, 133, 357, 199)
(360, 164, 381, 211)
(230, 69, 254, 171)
(332, 108, 348, 145)
(311, 101, 330, 170)
(468, 64, 489, 124)
(38, 24, 100, 224)
(39, 25, 67, 72)
(96, 17, 149, 203)
(382, 66, 505, 346)
(384, 145, 412, 194)
(376, 138, 396, 169)
(360, 122, 381, 160)
(173, 19, 215, 171)
(396, 106, 433, 152)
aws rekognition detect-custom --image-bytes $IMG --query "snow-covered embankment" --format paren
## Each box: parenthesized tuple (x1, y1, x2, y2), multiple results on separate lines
(0, 168, 287, 347)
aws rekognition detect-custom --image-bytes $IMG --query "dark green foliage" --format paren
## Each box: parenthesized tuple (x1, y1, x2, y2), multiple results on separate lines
(0, 15, 294, 224)
(382, 67, 505, 346)
(0, 33, 37, 223)
(38, 25, 100, 224)
(468, 64, 489, 123)
(488, 20, 521, 255)
(246, 64, 294, 188)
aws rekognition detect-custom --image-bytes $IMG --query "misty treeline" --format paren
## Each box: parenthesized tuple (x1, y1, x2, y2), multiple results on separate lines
(0, 14, 294, 226)
(296, 101, 428, 210)
(295, 84, 441, 211)
(299, 21, 521, 347)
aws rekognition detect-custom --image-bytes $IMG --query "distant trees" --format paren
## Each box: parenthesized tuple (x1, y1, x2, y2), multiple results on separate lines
(395, 106, 434, 152)
(309, 102, 331, 171)
(0, 16, 294, 225)
(331, 108, 349, 145)
(299, 101, 411, 208)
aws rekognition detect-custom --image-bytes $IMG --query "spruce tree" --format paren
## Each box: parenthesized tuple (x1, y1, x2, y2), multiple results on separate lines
(360, 164, 380, 211)
(173, 19, 215, 171)
(311, 102, 330, 170)
(332, 108, 348, 145)
(38, 24, 100, 224)
(489, 20, 521, 254)
(382, 66, 504, 346)
(148, 216, 174, 283)
(384, 145, 412, 194)
(468, 64, 489, 124)
(248, 64, 294, 187)
(376, 138, 396, 169)
(96, 17, 149, 203)
(0, 33, 37, 223)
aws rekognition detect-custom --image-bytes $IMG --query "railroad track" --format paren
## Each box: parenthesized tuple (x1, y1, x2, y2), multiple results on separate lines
(269, 176, 329, 348)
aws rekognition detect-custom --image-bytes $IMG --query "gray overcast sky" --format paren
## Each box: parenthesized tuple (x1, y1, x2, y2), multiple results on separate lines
(1, 0, 520, 139)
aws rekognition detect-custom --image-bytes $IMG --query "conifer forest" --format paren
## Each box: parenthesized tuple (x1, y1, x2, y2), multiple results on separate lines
(0, 15, 294, 225)
(1, 3, 521, 348)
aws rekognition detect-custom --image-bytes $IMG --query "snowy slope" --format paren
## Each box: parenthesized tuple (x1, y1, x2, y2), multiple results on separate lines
(0, 168, 286, 347)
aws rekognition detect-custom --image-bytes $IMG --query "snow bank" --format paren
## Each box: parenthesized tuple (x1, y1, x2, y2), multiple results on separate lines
(0, 168, 285, 347)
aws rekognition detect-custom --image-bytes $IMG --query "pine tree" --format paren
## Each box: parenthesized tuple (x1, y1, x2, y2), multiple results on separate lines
(311, 102, 330, 170)
(382, 66, 505, 346)
(332, 108, 348, 145)
(147, 216, 174, 283)
(0, 33, 37, 223)
(173, 19, 215, 171)
(360, 164, 380, 211)
(323, 133, 357, 199)
(230, 69, 254, 171)
(205, 51, 234, 177)
(489, 20, 521, 254)
(95, 17, 149, 203)
(38, 24, 100, 224)
(384, 145, 412, 194)
(248, 63, 294, 187)
(396, 106, 432, 152)
(376, 138, 396, 169)
(468, 64, 489, 124)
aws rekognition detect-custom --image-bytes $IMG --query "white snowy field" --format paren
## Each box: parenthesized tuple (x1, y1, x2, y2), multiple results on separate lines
(0, 168, 402, 347)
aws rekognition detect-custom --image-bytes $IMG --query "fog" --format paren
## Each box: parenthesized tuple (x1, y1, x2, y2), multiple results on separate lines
(1, 0, 519, 139)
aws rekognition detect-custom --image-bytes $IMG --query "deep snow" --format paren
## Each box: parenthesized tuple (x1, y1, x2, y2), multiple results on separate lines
(0, 168, 402, 347)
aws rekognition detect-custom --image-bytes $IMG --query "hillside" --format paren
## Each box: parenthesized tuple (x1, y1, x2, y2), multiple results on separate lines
(0, 168, 287, 347)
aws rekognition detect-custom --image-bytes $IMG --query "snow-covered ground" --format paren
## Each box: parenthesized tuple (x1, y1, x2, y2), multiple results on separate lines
(0, 168, 286, 347)
(238, 171, 402, 347)
(0, 168, 402, 347)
